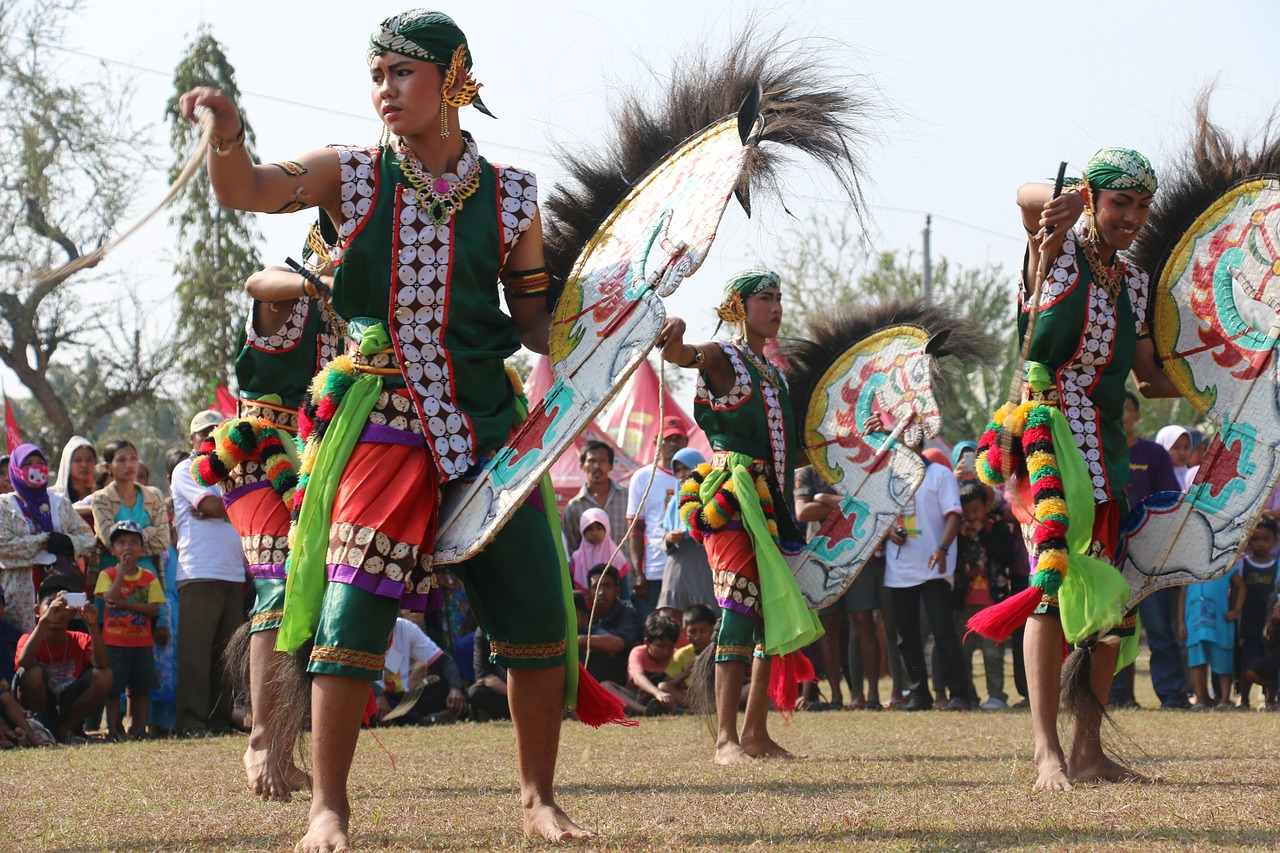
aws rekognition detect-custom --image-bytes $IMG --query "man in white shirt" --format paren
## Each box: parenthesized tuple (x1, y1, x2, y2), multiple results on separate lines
(883, 444, 965, 711)
(172, 409, 248, 736)
(372, 617, 466, 726)
(627, 418, 686, 612)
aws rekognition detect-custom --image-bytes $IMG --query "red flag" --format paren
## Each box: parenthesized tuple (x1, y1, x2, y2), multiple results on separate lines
(1, 380, 19, 453)
(209, 383, 238, 418)
(4, 398, 19, 453)
(598, 359, 711, 464)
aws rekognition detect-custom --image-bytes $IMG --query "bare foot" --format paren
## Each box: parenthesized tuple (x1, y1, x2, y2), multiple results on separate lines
(1069, 754, 1152, 784)
(522, 801, 592, 842)
(741, 735, 806, 760)
(245, 743, 307, 802)
(714, 741, 755, 766)
(295, 806, 349, 853)
(1033, 756, 1073, 792)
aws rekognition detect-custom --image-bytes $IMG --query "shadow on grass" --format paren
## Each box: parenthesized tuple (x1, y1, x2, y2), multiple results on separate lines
(402, 779, 989, 799)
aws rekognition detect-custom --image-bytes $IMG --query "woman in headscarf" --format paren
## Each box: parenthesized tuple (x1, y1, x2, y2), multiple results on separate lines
(1155, 425, 1192, 490)
(0, 445, 94, 632)
(657, 446, 715, 619)
(52, 436, 97, 507)
(179, 10, 590, 847)
(658, 268, 824, 765)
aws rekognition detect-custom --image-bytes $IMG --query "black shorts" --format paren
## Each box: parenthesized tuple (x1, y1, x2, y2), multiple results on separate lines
(14, 666, 95, 732)
(107, 646, 159, 696)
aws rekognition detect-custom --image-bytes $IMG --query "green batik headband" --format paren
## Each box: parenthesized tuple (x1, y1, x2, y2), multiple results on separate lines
(1062, 146, 1158, 197)
(367, 9, 495, 118)
(715, 268, 781, 328)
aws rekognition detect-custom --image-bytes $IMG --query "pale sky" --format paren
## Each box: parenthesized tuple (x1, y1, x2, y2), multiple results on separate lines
(6, 0, 1278, 397)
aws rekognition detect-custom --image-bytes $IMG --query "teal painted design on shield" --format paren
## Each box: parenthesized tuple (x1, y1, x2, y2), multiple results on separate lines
(1212, 246, 1278, 353)
(803, 496, 870, 562)
(1187, 417, 1255, 515)
(854, 374, 890, 452)
(489, 382, 575, 487)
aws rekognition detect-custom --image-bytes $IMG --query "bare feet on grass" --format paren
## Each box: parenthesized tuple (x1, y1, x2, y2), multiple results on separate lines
(742, 735, 806, 760)
(244, 743, 312, 802)
(1069, 754, 1152, 784)
(1033, 755, 1073, 792)
(296, 804, 349, 853)
(522, 799, 592, 842)
(714, 740, 754, 766)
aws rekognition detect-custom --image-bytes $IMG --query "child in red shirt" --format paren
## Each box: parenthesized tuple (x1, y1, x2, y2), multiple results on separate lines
(600, 612, 681, 715)
(15, 585, 110, 742)
(94, 520, 165, 739)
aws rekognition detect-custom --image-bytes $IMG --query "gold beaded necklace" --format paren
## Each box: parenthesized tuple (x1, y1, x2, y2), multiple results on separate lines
(734, 339, 783, 389)
(395, 136, 482, 226)
(1082, 239, 1125, 303)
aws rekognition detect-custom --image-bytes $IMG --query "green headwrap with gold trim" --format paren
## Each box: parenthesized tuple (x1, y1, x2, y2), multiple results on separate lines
(367, 9, 495, 118)
(715, 268, 781, 328)
(1063, 146, 1158, 197)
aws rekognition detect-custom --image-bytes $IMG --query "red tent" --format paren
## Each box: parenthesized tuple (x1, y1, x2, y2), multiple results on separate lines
(523, 357, 643, 509)
(597, 358, 711, 464)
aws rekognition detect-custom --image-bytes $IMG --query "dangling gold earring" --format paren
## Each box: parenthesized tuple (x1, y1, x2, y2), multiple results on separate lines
(439, 98, 450, 139)
(379, 122, 391, 148)
(1081, 184, 1099, 244)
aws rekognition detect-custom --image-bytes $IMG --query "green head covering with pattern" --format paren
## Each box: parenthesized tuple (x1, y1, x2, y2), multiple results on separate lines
(367, 9, 495, 118)
(715, 268, 782, 328)
(1063, 146, 1158, 197)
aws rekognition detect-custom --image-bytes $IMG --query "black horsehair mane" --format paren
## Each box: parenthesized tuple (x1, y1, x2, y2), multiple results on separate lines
(540, 26, 879, 285)
(1127, 87, 1280, 283)
(781, 297, 997, 428)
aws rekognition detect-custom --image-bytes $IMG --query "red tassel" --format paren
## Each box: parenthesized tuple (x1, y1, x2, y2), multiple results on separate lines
(966, 585, 1043, 643)
(574, 664, 638, 728)
(767, 651, 817, 721)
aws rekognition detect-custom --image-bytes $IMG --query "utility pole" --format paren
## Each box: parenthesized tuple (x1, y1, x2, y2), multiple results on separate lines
(922, 214, 932, 296)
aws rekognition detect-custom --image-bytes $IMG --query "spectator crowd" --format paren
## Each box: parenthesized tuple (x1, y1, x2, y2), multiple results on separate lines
(1, 405, 1278, 749)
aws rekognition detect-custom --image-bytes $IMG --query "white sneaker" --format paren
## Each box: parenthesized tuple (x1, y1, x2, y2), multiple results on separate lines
(980, 697, 1008, 711)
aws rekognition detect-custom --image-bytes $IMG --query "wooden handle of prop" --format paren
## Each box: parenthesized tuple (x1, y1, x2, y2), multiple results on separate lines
(999, 161, 1068, 474)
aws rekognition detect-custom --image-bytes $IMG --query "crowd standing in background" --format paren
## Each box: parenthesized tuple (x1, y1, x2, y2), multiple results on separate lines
(0, 399, 1277, 750)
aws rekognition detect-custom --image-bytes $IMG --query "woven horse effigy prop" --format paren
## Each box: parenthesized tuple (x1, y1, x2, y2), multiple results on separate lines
(971, 98, 1280, 645)
(430, 33, 873, 564)
(1114, 100, 1280, 605)
(783, 300, 991, 608)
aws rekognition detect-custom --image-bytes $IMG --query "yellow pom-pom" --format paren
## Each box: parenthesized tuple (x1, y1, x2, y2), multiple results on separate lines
(1036, 549, 1069, 574)
(1036, 496, 1068, 519)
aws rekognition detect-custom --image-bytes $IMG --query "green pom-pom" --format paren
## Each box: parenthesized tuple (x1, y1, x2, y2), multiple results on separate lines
(1032, 569, 1063, 597)
(324, 368, 355, 399)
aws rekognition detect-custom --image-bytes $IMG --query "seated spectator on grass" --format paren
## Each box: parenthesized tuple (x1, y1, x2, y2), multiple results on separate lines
(0, 587, 20, 686)
(666, 604, 716, 695)
(578, 564, 642, 686)
(0, 445, 95, 634)
(373, 616, 466, 726)
(468, 629, 510, 721)
(14, 587, 111, 743)
(94, 520, 164, 740)
(602, 612, 682, 715)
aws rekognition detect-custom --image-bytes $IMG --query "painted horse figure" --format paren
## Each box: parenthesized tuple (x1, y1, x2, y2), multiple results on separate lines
(1117, 176, 1280, 605)
(783, 301, 992, 609)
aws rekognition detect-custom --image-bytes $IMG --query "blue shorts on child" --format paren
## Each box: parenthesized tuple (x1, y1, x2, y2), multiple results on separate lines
(1186, 639, 1232, 675)
(107, 645, 159, 696)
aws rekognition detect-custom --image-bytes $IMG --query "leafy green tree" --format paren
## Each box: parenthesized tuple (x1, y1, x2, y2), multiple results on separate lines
(774, 211, 1016, 444)
(0, 0, 170, 448)
(165, 27, 261, 410)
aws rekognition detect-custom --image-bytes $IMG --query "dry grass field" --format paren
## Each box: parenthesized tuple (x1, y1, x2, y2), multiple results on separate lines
(5, 658, 1279, 852)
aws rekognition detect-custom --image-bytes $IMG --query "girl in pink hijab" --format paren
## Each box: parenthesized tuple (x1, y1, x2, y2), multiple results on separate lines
(571, 508, 630, 594)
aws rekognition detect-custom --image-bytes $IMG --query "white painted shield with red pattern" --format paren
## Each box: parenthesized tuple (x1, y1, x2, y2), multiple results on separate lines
(432, 117, 750, 564)
(1117, 178, 1280, 608)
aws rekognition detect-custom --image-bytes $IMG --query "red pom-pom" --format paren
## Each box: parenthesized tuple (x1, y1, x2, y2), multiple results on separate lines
(966, 586, 1043, 643)
(315, 396, 337, 422)
(768, 650, 817, 721)
(573, 664, 638, 728)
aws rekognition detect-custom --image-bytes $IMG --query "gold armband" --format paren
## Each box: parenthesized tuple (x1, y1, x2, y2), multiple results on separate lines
(501, 267, 551, 299)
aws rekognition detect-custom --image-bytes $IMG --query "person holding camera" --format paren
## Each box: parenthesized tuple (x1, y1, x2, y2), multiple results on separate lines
(13, 585, 112, 743)
(0, 445, 95, 634)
